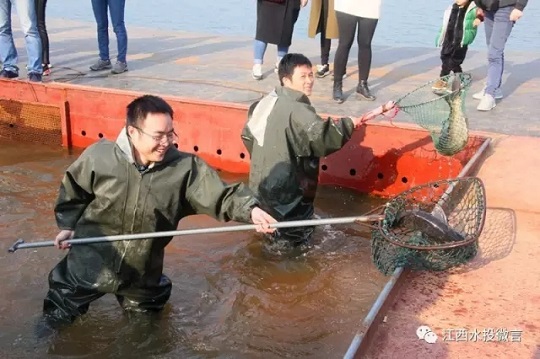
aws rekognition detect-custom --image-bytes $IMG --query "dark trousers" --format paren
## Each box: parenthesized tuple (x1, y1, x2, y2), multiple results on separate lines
(42, 256, 172, 325)
(271, 226, 315, 245)
(318, 0, 331, 65)
(35, 0, 48, 65)
(440, 45, 468, 77)
(333, 11, 378, 82)
(320, 37, 331, 65)
(263, 226, 315, 256)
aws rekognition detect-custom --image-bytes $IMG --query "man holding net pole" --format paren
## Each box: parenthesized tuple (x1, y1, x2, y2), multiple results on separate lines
(35, 95, 278, 337)
(241, 54, 485, 270)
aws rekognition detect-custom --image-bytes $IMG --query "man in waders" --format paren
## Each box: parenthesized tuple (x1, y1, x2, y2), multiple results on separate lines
(38, 95, 276, 335)
(241, 53, 366, 250)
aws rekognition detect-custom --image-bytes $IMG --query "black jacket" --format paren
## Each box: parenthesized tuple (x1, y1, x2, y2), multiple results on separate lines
(256, 0, 301, 46)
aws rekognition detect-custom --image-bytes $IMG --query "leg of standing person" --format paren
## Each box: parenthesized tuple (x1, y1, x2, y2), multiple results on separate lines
(432, 51, 453, 91)
(432, 45, 467, 92)
(90, 0, 112, 71)
(274, 7, 301, 73)
(473, 9, 494, 99)
(473, 8, 505, 102)
(109, 0, 128, 74)
(254, 40, 267, 65)
(355, 16, 378, 101)
(332, 11, 357, 103)
(13, 0, 42, 81)
(485, 7, 513, 93)
(440, 52, 453, 77)
(316, 0, 331, 77)
(115, 275, 172, 313)
(37, 256, 106, 338)
(252, 39, 267, 80)
(275, 44, 289, 74)
(316, 32, 332, 78)
(477, 6, 513, 111)
(450, 45, 468, 74)
(35, 0, 50, 75)
(277, 44, 288, 63)
(0, 0, 20, 78)
(318, 35, 331, 77)
(320, 0, 330, 66)
(274, 45, 289, 74)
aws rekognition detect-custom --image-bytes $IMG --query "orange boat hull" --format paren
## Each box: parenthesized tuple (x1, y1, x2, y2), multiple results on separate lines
(0, 79, 488, 197)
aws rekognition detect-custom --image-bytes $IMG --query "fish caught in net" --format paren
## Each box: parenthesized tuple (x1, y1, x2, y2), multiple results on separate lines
(370, 177, 486, 275)
(358, 73, 473, 157)
(395, 73, 472, 156)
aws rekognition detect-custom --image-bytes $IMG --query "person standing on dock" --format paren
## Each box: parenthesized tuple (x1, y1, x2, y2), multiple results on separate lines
(308, 0, 340, 78)
(37, 95, 276, 335)
(432, 0, 483, 92)
(332, 0, 382, 103)
(0, 0, 43, 82)
(472, 0, 528, 111)
(252, 0, 308, 80)
(242, 53, 367, 250)
(89, 0, 129, 74)
(35, 0, 51, 76)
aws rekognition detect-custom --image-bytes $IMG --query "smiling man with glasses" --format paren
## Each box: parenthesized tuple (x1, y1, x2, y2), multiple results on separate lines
(36, 94, 277, 337)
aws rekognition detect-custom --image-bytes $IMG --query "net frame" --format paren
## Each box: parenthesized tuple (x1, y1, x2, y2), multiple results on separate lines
(378, 176, 486, 248)
(359, 73, 473, 157)
(394, 73, 472, 132)
(367, 177, 487, 275)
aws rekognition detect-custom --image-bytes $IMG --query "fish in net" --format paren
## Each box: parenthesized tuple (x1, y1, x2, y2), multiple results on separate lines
(358, 73, 473, 157)
(369, 177, 486, 275)
(397, 73, 472, 156)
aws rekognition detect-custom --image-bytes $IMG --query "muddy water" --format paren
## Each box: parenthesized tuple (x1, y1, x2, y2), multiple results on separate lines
(0, 139, 388, 359)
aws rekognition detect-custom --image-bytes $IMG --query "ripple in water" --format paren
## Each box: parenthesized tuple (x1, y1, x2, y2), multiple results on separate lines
(0, 140, 389, 359)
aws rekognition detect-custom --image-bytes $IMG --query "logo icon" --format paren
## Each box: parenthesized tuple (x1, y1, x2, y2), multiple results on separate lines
(416, 325, 438, 344)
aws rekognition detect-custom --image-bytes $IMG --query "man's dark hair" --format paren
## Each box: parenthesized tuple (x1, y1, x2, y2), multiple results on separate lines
(278, 53, 312, 86)
(126, 95, 174, 127)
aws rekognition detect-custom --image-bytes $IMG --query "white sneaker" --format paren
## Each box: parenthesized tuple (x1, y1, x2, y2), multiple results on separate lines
(473, 87, 503, 100)
(477, 94, 496, 111)
(252, 64, 262, 80)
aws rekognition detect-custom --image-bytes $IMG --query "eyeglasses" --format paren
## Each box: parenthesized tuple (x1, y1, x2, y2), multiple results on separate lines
(132, 126, 178, 143)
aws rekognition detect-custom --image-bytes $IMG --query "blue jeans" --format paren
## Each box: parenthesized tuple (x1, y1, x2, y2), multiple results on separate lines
(0, 0, 42, 74)
(91, 0, 127, 63)
(254, 39, 288, 65)
(483, 6, 514, 96)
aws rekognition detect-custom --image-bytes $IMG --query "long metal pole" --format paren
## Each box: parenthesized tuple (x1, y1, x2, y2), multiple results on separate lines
(8, 214, 384, 253)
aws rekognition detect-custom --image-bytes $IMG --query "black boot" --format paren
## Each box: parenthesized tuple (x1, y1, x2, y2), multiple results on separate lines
(356, 80, 376, 101)
(333, 80, 344, 104)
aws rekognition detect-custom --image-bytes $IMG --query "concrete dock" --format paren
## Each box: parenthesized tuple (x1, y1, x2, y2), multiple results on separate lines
(5, 16, 540, 358)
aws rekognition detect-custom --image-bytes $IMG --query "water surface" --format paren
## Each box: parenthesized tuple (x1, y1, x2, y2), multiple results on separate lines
(46, 0, 540, 51)
(0, 139, 388, 358)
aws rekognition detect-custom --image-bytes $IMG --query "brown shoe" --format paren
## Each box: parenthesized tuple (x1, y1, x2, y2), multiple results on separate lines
(432, 79, 448, 91)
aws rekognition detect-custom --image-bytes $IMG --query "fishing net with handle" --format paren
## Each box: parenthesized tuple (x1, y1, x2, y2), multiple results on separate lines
(359, 73, 473, 156)
(368, 176, 486, 275)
